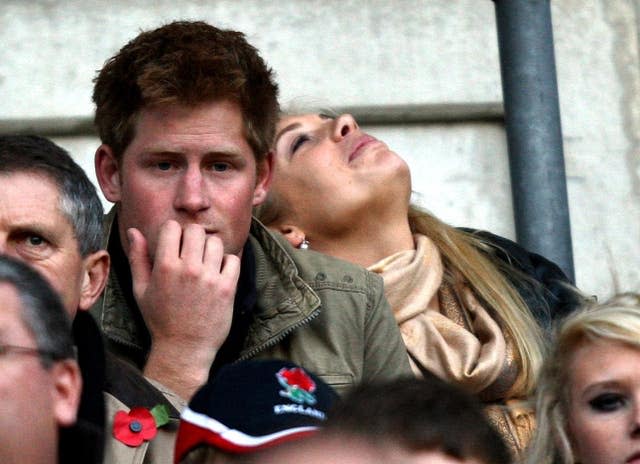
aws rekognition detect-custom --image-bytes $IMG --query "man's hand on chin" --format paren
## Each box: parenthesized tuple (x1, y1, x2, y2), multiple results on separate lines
(127, 220, 240, 400)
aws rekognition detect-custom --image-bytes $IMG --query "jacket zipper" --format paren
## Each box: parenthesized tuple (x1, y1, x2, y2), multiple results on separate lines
(237, 307, 321, 361)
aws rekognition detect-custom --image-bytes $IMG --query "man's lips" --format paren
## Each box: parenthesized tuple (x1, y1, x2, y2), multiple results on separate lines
(627, 451, 640, 463)
(349, 135, 377, 162)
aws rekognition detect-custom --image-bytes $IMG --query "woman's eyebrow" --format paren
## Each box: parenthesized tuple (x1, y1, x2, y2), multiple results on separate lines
(274, 122, 302, 146)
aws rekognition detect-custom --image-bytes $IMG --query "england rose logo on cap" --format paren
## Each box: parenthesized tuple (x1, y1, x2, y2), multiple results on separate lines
(173, 360, 338, 463)
(276, 367, 317, 405)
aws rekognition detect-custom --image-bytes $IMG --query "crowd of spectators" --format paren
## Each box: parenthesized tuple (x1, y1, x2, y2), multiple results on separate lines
(0, 19, 637, 464)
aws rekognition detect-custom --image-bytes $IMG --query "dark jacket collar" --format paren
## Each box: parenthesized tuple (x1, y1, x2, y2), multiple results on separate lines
(59, 311, 106, 464)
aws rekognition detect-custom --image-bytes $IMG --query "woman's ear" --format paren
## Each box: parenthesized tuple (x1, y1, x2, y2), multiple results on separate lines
(276, 224, 307, 248)
(78, 250, 110, 311)
(95, 144, 122, 202)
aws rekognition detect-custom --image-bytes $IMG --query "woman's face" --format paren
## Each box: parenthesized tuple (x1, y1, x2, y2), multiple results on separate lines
(270, 113, 410, 233)
(567, 340, 640, 464)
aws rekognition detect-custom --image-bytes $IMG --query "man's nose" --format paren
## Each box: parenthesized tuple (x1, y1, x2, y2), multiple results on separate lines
(173, 167, 210, 213)
(332, 113, 359, 141)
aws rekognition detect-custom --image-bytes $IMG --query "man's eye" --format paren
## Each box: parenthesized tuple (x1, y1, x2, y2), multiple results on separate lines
(157, 162, 172, 171)
(291, 135, 310, 154)
(589, 393, 627, 412)
(26, 235, 45, 246)
(15, 234, 54, 260)
(212, 162, 230, 172)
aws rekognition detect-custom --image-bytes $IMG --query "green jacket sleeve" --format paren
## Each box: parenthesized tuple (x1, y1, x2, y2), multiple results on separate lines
(362, 271, 413, 382)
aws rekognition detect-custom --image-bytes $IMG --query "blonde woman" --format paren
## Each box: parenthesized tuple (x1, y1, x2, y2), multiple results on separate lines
(526, 293, 640, 464)
(257, 112, 583, 456)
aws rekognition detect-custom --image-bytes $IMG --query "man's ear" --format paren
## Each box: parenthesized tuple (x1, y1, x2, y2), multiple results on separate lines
(50, 359, 82, 427)
(95, 144, 122, 202)
(252, 151, 274, 206)
(275, 224, 307, 248)
(78, 250, 110, 311)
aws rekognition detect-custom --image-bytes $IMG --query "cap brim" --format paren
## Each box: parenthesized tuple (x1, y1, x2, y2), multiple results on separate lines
(174, 407, 318, 463)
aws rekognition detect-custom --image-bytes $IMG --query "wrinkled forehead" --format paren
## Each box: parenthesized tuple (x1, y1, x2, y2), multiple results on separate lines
(0, 170, 62, 195)
(0, 171, 65, 215)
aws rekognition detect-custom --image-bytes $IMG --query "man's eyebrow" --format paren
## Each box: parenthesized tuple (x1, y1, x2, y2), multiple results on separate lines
(10, 222, 57, 237)
(274, 122, 302, 147)
(141, 147, 245, 157)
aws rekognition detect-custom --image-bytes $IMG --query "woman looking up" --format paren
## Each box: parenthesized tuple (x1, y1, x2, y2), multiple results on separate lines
(257, 112, 583, 456)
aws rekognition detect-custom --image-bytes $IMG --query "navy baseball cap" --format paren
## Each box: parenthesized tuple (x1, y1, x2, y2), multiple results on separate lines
(174, 359, 338, 462)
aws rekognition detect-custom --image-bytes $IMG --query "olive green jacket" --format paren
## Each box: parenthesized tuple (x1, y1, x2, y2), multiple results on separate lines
(92, 212, 411, 464)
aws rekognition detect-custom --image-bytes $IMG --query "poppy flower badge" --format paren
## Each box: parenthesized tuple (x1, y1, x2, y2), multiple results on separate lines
(276, 367, 317, 405)
(113, 404, 170, 447)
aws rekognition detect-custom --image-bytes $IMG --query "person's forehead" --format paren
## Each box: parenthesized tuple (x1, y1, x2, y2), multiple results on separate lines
(124, 100, 254, 159)
(0, 172, 81, 262)
(0, 172, 68, 225)
(0, 170, 62, 200)
(277, 113, 325, 129)
(136, 100, 246, 136)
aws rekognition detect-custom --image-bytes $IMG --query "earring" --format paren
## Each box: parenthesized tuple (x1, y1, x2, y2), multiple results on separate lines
(299, 239, 310, 250)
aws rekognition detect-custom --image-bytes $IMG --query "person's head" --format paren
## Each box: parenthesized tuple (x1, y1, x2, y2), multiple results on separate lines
(93, 21, 278, 258)
(257, 434, 492, 464)
(257, 112, 545, 397)
(329, 376, 510, 464)
(0, 135, 109, 317)
(258, 375, 509, 464)
(174, 359, 338, 464)
(257, 112, 411, 250)
(527, 293, 640, 464)
(0, 255, 82, 464)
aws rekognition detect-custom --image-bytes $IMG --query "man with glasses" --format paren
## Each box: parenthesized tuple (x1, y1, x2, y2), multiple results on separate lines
(0, 255, 82, 464)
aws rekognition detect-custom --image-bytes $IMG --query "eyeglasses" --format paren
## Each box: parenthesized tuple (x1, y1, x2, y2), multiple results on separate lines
(0, 344, 62, 363)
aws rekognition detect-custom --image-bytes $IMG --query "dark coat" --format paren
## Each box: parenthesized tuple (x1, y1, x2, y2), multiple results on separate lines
(461, 228, 583, 331)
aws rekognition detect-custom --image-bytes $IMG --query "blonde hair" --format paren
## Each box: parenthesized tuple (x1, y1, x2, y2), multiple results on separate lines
(407, 205, 545, 397)
(525, 293, 640, 464)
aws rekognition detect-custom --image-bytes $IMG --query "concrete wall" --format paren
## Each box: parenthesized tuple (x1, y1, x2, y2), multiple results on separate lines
(1, 0, 638, 299)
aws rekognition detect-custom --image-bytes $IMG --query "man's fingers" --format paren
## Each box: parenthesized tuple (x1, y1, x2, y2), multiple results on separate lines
(127, 227, 151, 299)
(220, 254, 241, 284)
(154, 220, 182, 266)
(181, 223, 207, 264)
(203, 234, 225, 271)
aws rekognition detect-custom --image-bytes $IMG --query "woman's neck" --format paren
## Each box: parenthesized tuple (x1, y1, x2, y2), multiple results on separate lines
(310, 213, 415, 268)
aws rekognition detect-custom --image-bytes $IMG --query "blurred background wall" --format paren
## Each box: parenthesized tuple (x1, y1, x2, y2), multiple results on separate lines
(1, 0, 638, 299)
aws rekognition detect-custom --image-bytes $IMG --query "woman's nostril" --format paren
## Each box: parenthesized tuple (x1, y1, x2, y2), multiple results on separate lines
(341, 125, 349, 137)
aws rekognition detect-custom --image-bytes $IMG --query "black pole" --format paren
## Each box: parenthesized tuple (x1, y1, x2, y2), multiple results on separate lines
(493, 0, 575, 282)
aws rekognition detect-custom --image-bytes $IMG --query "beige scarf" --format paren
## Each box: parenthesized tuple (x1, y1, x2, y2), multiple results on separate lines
(367, 234, 518, 399)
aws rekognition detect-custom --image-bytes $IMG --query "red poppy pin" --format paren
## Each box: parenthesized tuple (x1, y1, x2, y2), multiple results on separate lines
(276, 367, 317, 405)
(113, 405, 170, 447)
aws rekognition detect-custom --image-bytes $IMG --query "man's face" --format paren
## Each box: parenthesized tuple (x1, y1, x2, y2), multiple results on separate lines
(0, 283, 69, 464)
(0, 173, 86, 318)
(98, 99, 271, 258)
